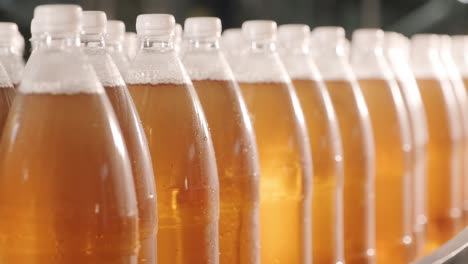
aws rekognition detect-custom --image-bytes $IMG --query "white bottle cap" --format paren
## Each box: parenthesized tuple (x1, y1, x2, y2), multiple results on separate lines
(351, 28, 384, 50)
(452, 35, 468, 55)
(242, 20, 277, 41)
(82, 11, 107, 34)
(0, 22, 19, 44)
(278, 24, 310, 44)
(33, 4, 82, 34)
(310, 27, 348, 56)
(184, 17, 221, 38)
(14, 31, 25, 53)
(136, 14, 175, 36)
(106, 20, 125, 42)
(175, 23, 183, 39)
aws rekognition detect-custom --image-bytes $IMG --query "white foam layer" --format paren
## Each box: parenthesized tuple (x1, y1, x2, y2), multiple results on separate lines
(126, 50, 190, 85)
(0, 53, 24, 85)
(351, 51, 395, 80)
(84, 50, 125, 87)
(279, 53, 320, 80)
(181, 50, 234, 81)
(19, 49, 103, 94)
(0, 62, 13, 88)
(314, 56, 357, 81)
(229, 51, 291, 83)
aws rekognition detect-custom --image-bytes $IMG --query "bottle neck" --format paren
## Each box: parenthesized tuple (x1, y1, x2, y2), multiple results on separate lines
(81, 33, 106, 50)
(183, 36, 220, 52)
(36, 33, 81, 50)
(137, 35, 174, 52)
(247, 39, 277, 53)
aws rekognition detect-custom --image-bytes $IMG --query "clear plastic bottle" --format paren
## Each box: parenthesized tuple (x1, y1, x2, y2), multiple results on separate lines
(410, 34, 464, 254)
(384, 32, 429, 259)
(0, 5, 138, 263)
(439, 35, 468, 236)
(181, 17, 260, 264)
(0, 22, 24, 88)
(82, 11, 157, 264)
(351, 29, 413, 263)
(123, 32, 137, 61)
(126, 14, 219, 264)
(0, 61, 14, 135)
(451, 35, 468, 226)
(278, 24, 344, 264)
(229, 20, 313, 264)
(106, 20, 129, 77)
(311, 26, 376, 264)
(174, 23, 183, 54)
(221, 28, 246, 67)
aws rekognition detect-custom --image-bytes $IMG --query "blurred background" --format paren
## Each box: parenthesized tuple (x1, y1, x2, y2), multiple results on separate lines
(1, 0, 468, 56)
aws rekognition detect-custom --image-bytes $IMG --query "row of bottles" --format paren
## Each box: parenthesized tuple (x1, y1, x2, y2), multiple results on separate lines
(0, 4, 467, 264)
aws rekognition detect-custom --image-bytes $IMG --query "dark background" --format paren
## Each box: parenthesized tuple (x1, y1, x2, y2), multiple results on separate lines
(1, 0, 468, 53)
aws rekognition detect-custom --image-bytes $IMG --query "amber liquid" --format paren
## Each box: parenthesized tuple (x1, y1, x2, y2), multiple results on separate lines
(415, 79, 464, 254)
(0, 87, 15, 133)
(192, 80, 260, 264)
(239, 82, 312, 264)
(462, 78, 468, 227)
(0, 93, 138, 263)
(396, 80, 428, 259)
(293, 79, 343, 263)
(358, 79, 413, 264)
(325, 80, 375, 264)
(128, 83, 219, 264)
(104, 86, 157, 264)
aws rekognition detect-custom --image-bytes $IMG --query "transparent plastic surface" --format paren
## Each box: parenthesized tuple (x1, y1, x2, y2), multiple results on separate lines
(411, 34, 464, 255)
(452, 35, 468, 226)
(439, 35, 468, 237)
(0, 62, 15, 134)
(351, 29, 413, 263)
(279, 24, 344, 264)
(0, 7, 138, 263)
(0, 23, 24, 88)
(82, 29, 157, 264)
(229, 21, 313, 264)
(181, 21, 261, 264)
(126, 17, 220, 264)
(311, 26, 376, 264)
(384, 32, 429, 259)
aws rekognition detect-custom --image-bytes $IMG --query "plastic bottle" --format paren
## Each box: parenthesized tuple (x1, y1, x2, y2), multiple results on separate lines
(181, 16, 261, 264)
(0, 5, 138, 262)
(81, 11, 158, 264)
(126, 14, 220, 264)
(279, 24, 344, 264)
(351, 28, 413, 263)
(410, 34, 464, 254)
(384, 32, 429, 259)
(230, 20, 313, 264)
(311, 26, 376, 264)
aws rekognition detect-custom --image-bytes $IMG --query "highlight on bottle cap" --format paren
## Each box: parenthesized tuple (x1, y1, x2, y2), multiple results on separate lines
(184, 17, 222, 38)
(82, 11, 107, 34)
(33, 4, 82, 34)
(278, 24, 310, 43)
(136, 14, 175, 36)
(242, 20, 277, 41)
(351, 28, 385, 49)
(106, 20, 125, 42)
(0, 22, 20, 44)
